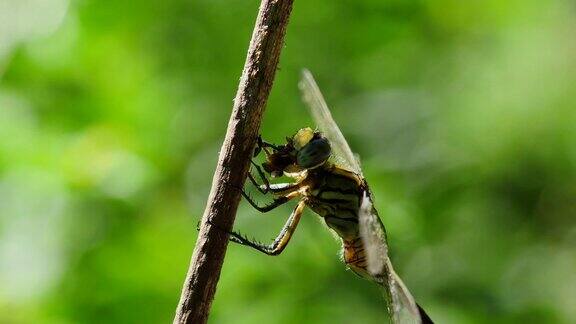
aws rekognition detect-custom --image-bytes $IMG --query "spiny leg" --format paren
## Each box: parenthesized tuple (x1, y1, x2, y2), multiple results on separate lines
(253, 135, 281, 158)
(249, 136, 284, 194)
(246, 160, 271, 194)
(229, 200, 306, 256)
(258, 135, 282, 151)
(246, 170, 300, 196)
(241, 185, 300, 213)
(242, 193, 288, 213)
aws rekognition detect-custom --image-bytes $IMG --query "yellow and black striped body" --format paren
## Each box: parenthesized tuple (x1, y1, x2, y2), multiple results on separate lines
(302, 164, 374, 280)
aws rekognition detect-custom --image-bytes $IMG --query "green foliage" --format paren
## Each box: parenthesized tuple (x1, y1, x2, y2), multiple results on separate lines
(1, 0, 575, 323)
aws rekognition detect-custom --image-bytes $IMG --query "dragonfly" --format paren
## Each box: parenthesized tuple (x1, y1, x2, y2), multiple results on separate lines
(229, 70, 433, 324)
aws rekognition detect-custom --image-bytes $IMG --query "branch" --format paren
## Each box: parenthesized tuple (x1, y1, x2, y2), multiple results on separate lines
(173, 1, 295, 323)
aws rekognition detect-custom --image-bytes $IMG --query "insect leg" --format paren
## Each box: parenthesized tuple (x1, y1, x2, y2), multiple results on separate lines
(229, 200, 306, 256)
(258, 135, 282, 151)
(253, 135, 266, 157)
(253, 135, 281, 158)
(246, 163, 300, 196)
(240, 188, 301, 213)
(246, 160, 271, 194)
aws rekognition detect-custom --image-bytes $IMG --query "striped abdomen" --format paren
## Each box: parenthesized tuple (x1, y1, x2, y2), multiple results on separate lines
(304, 167, 374, 278)
(306, 169, 362, 240)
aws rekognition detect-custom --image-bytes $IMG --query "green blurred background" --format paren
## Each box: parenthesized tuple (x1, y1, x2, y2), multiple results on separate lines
(1, 0, 575, 323)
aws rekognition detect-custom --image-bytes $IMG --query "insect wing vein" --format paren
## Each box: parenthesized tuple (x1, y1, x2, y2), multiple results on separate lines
(300, 69, 425, 323)
(358, 192, 422, 323)
(299, 69, 362, 175)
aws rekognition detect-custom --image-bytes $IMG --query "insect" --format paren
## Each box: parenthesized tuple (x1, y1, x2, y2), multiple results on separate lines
(229, 70, 433, 324)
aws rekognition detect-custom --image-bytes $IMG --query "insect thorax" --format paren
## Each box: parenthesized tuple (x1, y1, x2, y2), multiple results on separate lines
(305, 166, 363, 241)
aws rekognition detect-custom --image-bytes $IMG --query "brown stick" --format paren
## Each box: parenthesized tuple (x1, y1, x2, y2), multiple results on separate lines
(173, 1, 295, 323)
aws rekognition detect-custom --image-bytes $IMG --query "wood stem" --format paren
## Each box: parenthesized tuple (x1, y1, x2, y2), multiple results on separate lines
(173, 1, 295, 323)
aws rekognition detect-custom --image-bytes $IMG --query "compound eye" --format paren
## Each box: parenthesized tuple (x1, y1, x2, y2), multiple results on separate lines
(296, 137, 331, 169)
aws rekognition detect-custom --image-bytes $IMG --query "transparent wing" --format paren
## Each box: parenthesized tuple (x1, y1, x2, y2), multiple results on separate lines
(300, 69, 423, 323)
(358, 191, 422, 323)
(299, 69, 362, 175)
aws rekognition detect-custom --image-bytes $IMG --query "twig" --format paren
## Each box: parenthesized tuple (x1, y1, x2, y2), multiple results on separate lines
(173, 1, 295, 323)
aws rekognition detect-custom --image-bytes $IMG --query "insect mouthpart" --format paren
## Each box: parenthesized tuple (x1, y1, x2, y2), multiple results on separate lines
(261, 148, 297, 178)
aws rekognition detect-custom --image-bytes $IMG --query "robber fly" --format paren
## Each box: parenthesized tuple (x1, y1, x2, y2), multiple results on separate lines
(229, 70, 433, 324)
